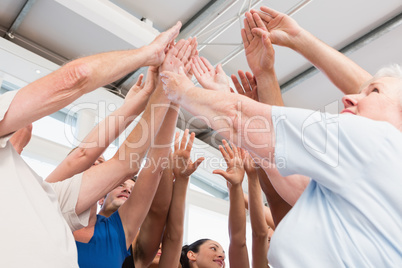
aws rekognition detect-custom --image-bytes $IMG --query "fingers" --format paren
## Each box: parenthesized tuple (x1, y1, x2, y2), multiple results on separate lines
(216, 64, 226, 76)
(245, 71, 257, 89)
(135, 74, 144, 86)
(245, 12, 257, 29)
(259, 6, 281, 18)
(241, 28, 249, 48)
(231, 74, 244, 94)
(222, 140, 234, 159)
(180, 129, 189, 150)
(182, 44, 193, 65)
(251, 27, 268, 39)
(175, 39, 188, 58)
(238, 70, 251, 92)
(159, 21, 182, 47)
(212, 169, 229, 179)
(200, 57, 214, 73)
(253, 12, 268, 31)
(193, 56, 206, 75)
(186, 132, 195, 153)
(174, 131, 180, 152)
(218, 144, 229, 162)
(193, 157, 205, 170)
(243, 18, 253, 44)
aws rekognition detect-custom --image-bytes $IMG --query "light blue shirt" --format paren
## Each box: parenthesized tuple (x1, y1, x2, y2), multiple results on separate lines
(269, 106, 402, 268)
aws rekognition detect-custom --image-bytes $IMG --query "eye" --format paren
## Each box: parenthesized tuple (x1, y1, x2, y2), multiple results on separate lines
(371, 88, 379, 93)
(211, 247, 216, 251)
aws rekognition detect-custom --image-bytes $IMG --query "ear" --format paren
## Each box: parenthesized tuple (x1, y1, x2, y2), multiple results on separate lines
(187, 250, 196, 261)
(98, 197, 105, 207)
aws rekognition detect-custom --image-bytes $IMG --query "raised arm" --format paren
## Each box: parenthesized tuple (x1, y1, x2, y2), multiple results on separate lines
(159, 130, 204, 267)
(9, 123, 33, 154)
(46, 69, 156, 183)
(0, 22, 181, 138)
(119, 102, 180, 250)
(192, 56, 231, 92)
(74, 38, 193, 215)
(133, 157, 174, 268)
(213, 141, 249, 268)
(250, 7, 371, 94)
(243, 153, 269, 268)
(242, 12, 283, 106)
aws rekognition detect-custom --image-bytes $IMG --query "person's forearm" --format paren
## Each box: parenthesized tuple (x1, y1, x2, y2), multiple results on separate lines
(120, 102, 179, 249)
(176, 88, 274, 160)
(292, 30, 372, 94)
(228, 183, 250, 268)
(113, 84, 171, 172)
(257, 168, 292, 227)
(247, 170, 272, 231)
(255, 70, 284, 106)
(159, 176, 189, 268)
(46, 92, 149, 183)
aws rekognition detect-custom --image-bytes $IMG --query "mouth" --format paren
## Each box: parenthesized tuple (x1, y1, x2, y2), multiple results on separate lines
(214, 260, 224, 267)
(117, 195, 129, 200)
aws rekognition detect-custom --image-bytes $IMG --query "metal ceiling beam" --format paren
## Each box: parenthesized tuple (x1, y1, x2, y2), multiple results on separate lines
(4, 0, 37, 40)
(280, 11, 402, 93)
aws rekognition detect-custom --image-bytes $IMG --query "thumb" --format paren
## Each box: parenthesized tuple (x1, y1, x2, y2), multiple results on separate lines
(179, 66, 186, 75)
(193, 157, 205, 170)
(213, 169, 229, 180)
(216, 64, 226, 76)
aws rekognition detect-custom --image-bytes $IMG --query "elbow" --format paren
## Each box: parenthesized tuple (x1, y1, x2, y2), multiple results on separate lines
(59, 61, 92, 94)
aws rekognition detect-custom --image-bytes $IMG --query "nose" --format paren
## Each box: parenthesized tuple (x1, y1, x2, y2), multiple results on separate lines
(342, 94, 360, 108)
(123, 185, 131, 195)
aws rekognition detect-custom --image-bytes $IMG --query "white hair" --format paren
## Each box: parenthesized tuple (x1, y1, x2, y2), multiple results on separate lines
(373, 64, 402, 80)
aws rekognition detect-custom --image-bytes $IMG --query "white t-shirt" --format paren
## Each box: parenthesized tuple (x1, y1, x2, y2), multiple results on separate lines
(0, 91, 90, 268)
(269, 106, 402, 268)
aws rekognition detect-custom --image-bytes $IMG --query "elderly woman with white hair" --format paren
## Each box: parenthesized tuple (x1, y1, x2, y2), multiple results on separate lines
(159, 60, 402, 267)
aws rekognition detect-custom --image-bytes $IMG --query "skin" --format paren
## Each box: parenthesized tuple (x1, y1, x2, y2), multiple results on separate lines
(98, 179, 135, 217)
(214, 141, 250, 268)
(188, 240, 226, 268)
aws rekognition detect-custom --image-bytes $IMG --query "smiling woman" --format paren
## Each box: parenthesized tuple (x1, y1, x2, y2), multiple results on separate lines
(180, 239, 226, 268)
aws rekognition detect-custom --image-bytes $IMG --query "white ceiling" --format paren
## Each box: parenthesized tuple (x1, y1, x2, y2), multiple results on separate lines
(0, 0, 402, 198)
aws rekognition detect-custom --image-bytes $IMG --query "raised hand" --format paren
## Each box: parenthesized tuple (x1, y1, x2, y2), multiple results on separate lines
(243, 150, 258, 178)
(213, 140, 246, 188)
(160, 39, 192, 73)
(231, 70, 258, 101)
(192, 56, 230, 92)
(172, 129, 204, 178)
(250, 7, 302, 48)
(146, 21, 182, 66)
(160, 67, 195, 102)
(242, 12, 275, 77)
(185, 37, 199, 79)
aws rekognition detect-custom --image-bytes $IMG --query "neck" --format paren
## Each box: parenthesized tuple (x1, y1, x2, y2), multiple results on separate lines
(98, 207, 116, 218)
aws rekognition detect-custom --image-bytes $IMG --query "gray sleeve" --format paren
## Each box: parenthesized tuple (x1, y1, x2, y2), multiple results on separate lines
(49, 173, 91, 231)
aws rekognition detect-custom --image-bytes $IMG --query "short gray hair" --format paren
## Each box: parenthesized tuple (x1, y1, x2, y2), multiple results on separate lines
(373, 64, 402, 80)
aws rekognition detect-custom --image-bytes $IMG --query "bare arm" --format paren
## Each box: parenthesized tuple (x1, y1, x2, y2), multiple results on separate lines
(133, 159, 174, 268)
(159, 130, 204, 267)
(74, 37, 193, 216)
(242, 12, 283, 106)
(243, 154, 269, 268)
(161, 69, 274, 162)
(0, 22, 181, 138)
(9, 123, 33, 154)
(119, 103, 180, 250)
(213, 141, 249, 268)
(46, 71, 155, 183)
(251, 8, 371, 94)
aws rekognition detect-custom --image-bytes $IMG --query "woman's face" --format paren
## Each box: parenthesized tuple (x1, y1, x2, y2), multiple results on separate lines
(189, 240, 225, 268)
(341, 77, 402, 130)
